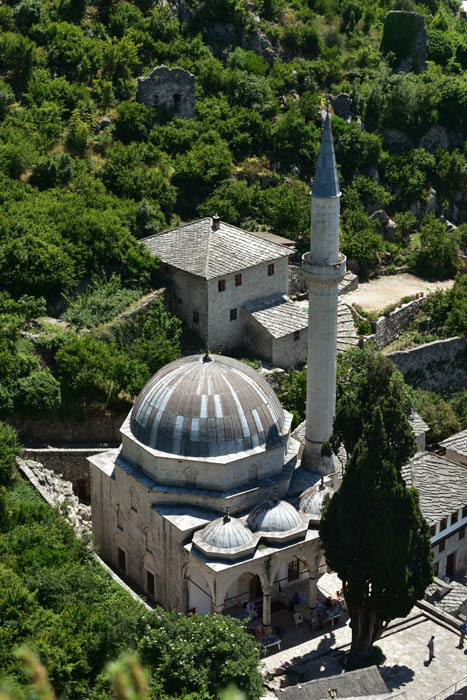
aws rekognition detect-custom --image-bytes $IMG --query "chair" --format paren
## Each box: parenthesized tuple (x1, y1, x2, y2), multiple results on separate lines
(293, 612, 304, 628)
(311, 614, 320, 632)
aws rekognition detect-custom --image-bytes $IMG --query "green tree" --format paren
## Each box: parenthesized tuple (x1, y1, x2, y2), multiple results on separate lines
(0, 422, 20, 488)
(320, 406, 433, 667)
(413, 389, 461, 444)
(412, 214, 459, 280)
(278, 367, 307, 427)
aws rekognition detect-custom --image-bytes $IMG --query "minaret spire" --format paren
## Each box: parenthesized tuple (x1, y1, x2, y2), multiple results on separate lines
(302, 109, 346, 474)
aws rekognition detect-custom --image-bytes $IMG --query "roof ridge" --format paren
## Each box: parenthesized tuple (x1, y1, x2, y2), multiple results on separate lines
(138, 217, 211, 243)
(219, 220, 293, 254)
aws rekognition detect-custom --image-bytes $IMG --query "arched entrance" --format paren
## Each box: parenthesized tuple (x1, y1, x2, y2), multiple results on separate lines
(249, 574, 262, 603)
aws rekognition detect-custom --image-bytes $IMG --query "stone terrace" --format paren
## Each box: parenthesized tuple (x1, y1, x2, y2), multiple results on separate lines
(262, 608, 466, 700)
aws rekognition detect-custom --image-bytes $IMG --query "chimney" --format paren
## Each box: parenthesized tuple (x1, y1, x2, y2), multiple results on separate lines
(212, 215, 220, 231)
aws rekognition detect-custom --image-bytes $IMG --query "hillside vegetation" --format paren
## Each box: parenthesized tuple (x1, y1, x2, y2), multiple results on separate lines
(0, 0, 466, 421)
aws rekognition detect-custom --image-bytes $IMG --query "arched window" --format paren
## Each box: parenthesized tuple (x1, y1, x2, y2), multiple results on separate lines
(185, 468, 197, 488)
(248, 464, 258, 483)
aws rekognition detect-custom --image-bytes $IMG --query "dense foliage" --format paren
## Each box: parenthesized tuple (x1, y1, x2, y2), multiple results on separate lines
(0, 471, 262, 699)
(0, 0, 465, 424)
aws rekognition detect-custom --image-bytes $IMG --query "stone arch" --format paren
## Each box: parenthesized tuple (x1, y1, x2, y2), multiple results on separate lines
(183, 563, 214, 616)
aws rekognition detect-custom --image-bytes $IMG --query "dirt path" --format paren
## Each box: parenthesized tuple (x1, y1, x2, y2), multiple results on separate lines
(344, 273, 454, 313)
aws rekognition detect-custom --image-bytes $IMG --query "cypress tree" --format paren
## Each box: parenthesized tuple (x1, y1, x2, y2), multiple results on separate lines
(320, 354, 433, 667)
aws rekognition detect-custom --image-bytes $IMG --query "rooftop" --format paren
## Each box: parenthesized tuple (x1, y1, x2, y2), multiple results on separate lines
(401, 451, 467, 524)
(276, 666, 389, 700)
(141, 217, 290, 279)
(408, 411, 429, 437)
(244, 294, 308, 339)
(440, 429, 467, 458)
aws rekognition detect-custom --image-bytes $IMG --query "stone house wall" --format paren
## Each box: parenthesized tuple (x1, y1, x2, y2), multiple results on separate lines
(445, 448, 467, 467)
(137, 65, 195, 119)
(160, 266, 208, 343)
(432, 522, 467, 578)
(272, 331, 307, 370)
(388, 337, 467, 392)
(206, 257, 289, 352)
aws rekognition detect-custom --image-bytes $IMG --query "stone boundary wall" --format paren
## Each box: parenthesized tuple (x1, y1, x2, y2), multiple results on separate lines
(16, 457, 151, 611)
(21, 447, 104, 502)
(288, 266, 358, 296)
(367, 296, 426, 350)
(388, 337, 467, 391)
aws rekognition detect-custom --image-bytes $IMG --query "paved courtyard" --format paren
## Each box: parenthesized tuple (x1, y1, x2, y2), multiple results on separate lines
(262, 608, 466, 700)
(345, 274, 454, 313)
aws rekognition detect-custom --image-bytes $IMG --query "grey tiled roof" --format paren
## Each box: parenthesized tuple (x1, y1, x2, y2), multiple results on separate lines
(276, 666, 389, 700)
(130, 354, 287, 459)
(401, 451, 467, 525)
(244, 294, 308, 338)
(244, 297, 358, 345)
(427, 579, 467, 615)
(141, 218, 290, 279)
(440, 429, 467, 457)
(408, 411, 429, 437)
(312, 110, 340, 199)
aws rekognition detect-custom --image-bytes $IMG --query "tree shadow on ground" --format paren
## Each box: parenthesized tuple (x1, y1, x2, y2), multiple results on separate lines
(379, 664, 415, 691)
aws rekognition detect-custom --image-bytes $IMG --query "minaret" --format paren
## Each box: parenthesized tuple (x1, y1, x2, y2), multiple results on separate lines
(302, 108, 346, 474)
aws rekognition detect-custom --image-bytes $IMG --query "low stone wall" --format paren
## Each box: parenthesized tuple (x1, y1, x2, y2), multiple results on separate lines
(20, 447, 104, 502)
(368, 296, 426, 349)
(388, 337, 467, 392)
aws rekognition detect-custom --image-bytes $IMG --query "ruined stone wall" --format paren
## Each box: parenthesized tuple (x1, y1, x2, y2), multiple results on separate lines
(20, 447, 104, 502)
(368, 296, 426, 350)
(10, 411, 125, 446)
(137, 65, 195, 118)
(388, 337, 467, 392)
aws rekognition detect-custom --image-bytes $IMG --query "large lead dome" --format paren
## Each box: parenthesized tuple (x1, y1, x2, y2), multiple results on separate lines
(130, 354, 286, 458)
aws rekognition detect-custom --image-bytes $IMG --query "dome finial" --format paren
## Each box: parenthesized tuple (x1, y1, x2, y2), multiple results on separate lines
(203, 348, 212, 363)
(223, 507, 231, 524)
(320, 476, 325, 490)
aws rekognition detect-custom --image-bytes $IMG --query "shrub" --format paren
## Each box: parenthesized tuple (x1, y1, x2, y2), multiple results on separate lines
(411, 215, 460, 280)
(62, 275, 143, 328)
(0, 422, 20, 488)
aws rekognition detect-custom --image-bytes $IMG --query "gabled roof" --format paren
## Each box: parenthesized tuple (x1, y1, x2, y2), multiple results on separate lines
(275, 666, 389, 700)
(141, 217, 291, 279)
(401, 451, 467, 525)
(312, 109, 340, 199)
(440, 429, 467, 458)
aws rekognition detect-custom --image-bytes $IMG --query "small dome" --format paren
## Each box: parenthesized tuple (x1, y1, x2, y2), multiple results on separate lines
(200, 514, 253, 549)
(299, 479, 333, 517)
(130, 354, 286, 459)
(248, 497, 301, 533)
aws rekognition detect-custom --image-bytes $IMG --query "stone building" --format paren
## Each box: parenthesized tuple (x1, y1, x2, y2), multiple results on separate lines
(402, 451, 467, 578)
(142, 215, 357, 369)
(440, 429, 467, 467)
(137, 65, 195, 119)
(142, 216, 318, 368)
(90, 114, 344, 627)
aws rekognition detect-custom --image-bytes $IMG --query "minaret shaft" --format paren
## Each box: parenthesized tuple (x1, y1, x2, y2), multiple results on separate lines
(302, 112, 346, 474)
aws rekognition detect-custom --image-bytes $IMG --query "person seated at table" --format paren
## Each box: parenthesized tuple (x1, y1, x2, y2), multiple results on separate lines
(290, 590, 301, 611)
(325, 597, 333, 608)
(246, 601, 258, 619)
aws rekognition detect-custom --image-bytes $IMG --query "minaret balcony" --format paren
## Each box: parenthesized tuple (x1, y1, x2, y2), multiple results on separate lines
(302, 252, 346, 284)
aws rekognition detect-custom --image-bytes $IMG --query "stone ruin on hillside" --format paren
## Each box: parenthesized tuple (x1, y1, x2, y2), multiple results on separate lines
(381, 11, 427, 74)
(137, 65, 195, 118)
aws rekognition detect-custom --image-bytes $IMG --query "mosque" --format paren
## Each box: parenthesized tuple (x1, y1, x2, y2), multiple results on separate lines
(89, 112, 346, 627)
